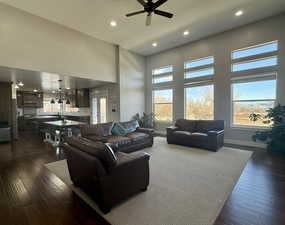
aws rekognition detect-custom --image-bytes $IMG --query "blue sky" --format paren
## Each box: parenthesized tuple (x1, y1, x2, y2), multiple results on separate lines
(154, 80, 276, 102)
(232, 42, 277, 59)
(233, 80, 276, 100)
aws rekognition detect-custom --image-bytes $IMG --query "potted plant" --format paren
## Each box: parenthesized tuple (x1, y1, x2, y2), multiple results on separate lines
(132, 112, 155, 128)
(249, 104, 285, 153)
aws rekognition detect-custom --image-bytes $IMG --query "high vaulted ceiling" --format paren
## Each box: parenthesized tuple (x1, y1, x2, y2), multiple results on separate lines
(1, 0, 285, 56)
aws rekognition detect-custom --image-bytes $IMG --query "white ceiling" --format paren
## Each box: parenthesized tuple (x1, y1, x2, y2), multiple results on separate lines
(0, 66, 109, 92)
(1, 0, 285, 56)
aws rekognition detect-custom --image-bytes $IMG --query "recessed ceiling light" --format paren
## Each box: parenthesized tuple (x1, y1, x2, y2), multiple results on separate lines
(183, 30, 190, 36)
(152, 42, 158, 47)
(33, 89, 38, 92)
(110, 20, 117, 27)
(235, 10, 243, 17)
(18, 81, 24, 86)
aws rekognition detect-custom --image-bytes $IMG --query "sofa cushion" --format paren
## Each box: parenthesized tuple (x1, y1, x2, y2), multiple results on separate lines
(111, 123, 128, 136)
(107, 136, 132, 147)
(191, 132, 208, 137)
(190, 132, 209, 141)
(175, 119, 197, 132)
(120, 120, 140, 134)
(81, 122, 114, 137)
(173, 131, 192, 136)
(127, 132, 149, 144)
(196, 120, 224, 133)
(66, 136, 117, 168)
(85, 135, 108, 143)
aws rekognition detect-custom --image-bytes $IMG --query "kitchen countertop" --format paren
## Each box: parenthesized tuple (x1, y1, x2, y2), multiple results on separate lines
(24, 115, 90, 120)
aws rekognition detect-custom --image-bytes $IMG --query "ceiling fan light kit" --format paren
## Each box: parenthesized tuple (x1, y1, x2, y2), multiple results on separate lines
(126, 0, 173, 26)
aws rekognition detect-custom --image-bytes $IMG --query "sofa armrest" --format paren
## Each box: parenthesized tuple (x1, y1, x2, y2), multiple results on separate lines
(207, 130, 224, 136)
(109, 152, 150, 175)
(136, 127, 154, 135)
(166, 126, 179, 134)
(63, 143, 107, 183)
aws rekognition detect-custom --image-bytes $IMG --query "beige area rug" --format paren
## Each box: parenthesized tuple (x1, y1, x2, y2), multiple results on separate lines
(45, 137, 252, 225)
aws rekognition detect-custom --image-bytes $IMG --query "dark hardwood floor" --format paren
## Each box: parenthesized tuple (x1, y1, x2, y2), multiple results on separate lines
(0, 132, 110, 225)
(0, 132, 284, 225)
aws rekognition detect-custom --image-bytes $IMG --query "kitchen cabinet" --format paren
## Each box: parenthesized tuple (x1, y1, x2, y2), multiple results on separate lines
(66, 90, 76, 108)
(75, 89, 90, 107)
(17, 91, 43, 108)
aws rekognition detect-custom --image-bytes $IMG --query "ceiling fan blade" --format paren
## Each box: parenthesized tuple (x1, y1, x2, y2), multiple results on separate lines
(153, 0, 168, 9)
(137, 0, 147, 7)
(146, 13, 152, 26)
(126, 10, 146, 17)
(154, 10, 173, 18)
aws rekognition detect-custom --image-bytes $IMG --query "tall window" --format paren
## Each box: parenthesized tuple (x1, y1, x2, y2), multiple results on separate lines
(152, 89, 173, 121)
(184, 56, 214, 79)
(184, 56, 215, 120)
(231, 41, 278, 127)
(232, 77, 276, 127)
(185, 84, 214, 120)
(231, 41, 278, 72)
(152, 66, 173, 84)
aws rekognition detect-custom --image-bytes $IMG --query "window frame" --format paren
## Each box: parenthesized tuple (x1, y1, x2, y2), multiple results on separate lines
(152, 65, 173, 85)
(230, 73, 277, 129)
(152, 88, 173, 122)
(231, 55, 278, 72)
(231, 41, 278, 74)
(231, 40, 278, 60)
(184, 81, 215, 120)
(184, 56, 215, 80)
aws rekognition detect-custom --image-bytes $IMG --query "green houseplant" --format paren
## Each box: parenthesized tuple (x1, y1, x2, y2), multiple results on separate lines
(132, 112, 155, 128)
(249, 104, 285, 153)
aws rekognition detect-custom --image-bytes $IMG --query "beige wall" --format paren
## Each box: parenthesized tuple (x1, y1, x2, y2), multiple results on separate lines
(146, 13, 285, 146)
(119, 47, 146, 122)
(0, 3, 117, 83)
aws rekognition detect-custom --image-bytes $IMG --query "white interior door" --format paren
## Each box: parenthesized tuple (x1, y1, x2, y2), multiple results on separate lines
(92, 96, 107, 124)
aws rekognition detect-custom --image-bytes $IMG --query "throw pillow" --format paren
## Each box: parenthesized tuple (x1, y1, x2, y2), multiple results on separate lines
(121, 120, 140, 134)
(111, 123, 128, 136)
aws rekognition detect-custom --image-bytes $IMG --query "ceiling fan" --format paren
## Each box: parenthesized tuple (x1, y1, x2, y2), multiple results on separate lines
(126, 0, 173, 26)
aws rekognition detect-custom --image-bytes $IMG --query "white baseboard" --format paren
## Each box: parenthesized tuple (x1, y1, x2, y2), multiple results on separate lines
(225, 139, 266, 149)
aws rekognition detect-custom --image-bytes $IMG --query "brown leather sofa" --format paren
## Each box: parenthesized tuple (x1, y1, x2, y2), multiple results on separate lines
(63, 136, 150, 214)
(167, 119, 224, 151)
(81, 120, 154, 152)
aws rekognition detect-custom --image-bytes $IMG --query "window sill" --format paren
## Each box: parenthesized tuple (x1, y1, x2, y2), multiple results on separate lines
(230, 125, 270, 131)
(154, 120, 173, 124)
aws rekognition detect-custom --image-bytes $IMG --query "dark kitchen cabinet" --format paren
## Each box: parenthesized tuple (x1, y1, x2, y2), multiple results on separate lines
(66, 90, 76, 108)
(75, 89, 90, 108)
(17, 91, 43, 108)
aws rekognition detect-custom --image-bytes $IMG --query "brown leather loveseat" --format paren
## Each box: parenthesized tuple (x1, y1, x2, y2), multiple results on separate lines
(167, 119, 224, 151)
(63, 136, 150, 214)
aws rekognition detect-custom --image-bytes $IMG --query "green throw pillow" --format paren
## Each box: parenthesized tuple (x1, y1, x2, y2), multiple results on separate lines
(111, 123, 127, 136)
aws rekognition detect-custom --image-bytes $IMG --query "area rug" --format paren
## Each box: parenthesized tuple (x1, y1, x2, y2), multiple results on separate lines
(45, 137, 252, 225)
